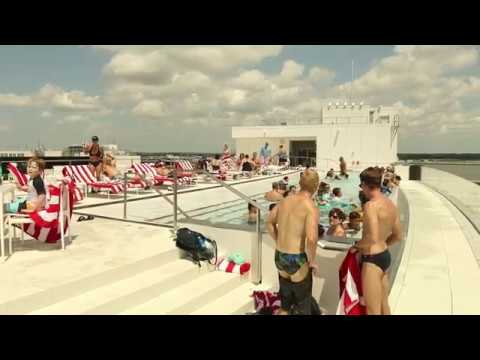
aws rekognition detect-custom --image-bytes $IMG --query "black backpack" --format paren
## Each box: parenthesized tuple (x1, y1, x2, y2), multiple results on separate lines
(176, 228, 217, 267)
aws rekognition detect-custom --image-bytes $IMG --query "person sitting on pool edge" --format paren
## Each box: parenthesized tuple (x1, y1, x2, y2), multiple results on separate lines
(211, 154, 222, 171)
(265, 182, 284, 202)
(247, 200, 258, 224)
(327, 208, 346, 237)
(241, 154, 254, 173)
(8, 157, 47, 214)
(381, 178, 394, 196)
(393, 175, 401, 187)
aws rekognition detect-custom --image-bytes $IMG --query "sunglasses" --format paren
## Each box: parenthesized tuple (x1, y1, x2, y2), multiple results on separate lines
(329, 214, 339, 219)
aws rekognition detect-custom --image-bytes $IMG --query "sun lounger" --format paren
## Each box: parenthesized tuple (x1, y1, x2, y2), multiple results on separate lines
(62, 165, 124, 197)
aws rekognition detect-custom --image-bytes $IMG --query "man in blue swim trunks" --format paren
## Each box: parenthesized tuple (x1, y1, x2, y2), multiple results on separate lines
(267, 169, 320, 315)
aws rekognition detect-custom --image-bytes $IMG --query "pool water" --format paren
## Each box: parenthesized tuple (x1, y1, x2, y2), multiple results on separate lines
(317, 173, 361, 228)
(189, 172, 361, 229)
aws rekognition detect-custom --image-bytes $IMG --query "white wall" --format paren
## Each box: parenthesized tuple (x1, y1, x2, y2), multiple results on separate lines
(233, 124, 398, 171)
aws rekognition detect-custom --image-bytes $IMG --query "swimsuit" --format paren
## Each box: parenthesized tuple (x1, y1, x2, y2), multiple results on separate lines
(361, 249, 391, 273)
(89, 144, 103, 167)
(275, 250, 308, 275)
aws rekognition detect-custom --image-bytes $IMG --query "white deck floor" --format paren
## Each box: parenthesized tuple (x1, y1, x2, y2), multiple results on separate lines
(390, 180, 480, 314)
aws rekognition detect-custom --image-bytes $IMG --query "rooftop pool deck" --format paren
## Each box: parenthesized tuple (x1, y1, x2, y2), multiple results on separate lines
(2, 165, 480, 314)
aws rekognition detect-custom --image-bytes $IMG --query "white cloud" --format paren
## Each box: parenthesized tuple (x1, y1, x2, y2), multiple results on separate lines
(280, 60, 304, 81)
(331, 45, 480, 135)
(99, 45, 283, 83)
(0, 83, 109, 115)
(132, 99, 165, 118)
(56, 114, 90, 125)
(231, 70, 269, 90)
(308, 66, 336, 84)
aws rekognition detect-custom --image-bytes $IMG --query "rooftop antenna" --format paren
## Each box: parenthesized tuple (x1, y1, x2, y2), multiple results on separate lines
(350, 60, 354, 103)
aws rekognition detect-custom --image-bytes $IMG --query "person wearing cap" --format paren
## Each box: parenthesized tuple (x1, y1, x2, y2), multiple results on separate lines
(84, 136, 104, 181)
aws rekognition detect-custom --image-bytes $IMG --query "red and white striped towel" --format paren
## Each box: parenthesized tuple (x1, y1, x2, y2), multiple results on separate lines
(252, 291, 281, 313)
(216, 257, 251, 275)
(337, 251, 366, 315)
(22, 181, 74, 244)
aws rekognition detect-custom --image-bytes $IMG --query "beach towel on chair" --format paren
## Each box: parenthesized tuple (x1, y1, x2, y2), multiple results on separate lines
(337, 250, 366, 315)
(21, 181, 75, 243)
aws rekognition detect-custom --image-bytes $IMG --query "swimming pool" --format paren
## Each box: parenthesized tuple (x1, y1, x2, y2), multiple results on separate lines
(184, 172, 361, 230)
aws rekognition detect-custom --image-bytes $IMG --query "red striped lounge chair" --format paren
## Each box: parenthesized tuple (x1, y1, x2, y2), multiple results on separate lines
(131, 163, 175, 187)
(62, 164, 124, 197)
(175, 160, 196, 184)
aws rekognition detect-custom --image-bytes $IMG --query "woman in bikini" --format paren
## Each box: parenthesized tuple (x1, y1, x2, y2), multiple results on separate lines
(84, 136, 104, 181)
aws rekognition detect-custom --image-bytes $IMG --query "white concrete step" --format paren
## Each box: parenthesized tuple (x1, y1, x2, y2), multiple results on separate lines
(28, 259, 197, 315)
(190, 281, 256, 315)
(0, 249, 180, 315)
(83, 263, 216, 315)
(120, 271, 249, 315)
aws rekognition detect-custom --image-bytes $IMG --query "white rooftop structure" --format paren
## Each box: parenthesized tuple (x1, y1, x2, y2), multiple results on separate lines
(232, 103, 400, 170)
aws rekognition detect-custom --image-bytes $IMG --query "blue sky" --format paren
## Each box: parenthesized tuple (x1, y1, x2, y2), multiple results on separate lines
(0, 45, 479, 153)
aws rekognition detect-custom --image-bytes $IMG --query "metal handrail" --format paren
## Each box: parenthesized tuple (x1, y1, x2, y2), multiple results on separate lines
(171, 168, 299, 285)
(200, 170, 269, 213)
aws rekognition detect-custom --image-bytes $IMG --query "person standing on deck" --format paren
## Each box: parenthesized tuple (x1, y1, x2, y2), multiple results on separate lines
(267, 169, 320, 315)
(276, 145, 288, 166)
(339, 157, 349, 179)
(260, 142, 271, 166)
(352, 167, 402, 315)
(222, 144, 231, 160)
(84, 136, 104, 182)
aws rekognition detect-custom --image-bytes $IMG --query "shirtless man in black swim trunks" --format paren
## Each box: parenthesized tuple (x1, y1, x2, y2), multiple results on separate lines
(266, 169, 320, 315)
(84, 136, 104, 181)
(353, 167, 402, 315)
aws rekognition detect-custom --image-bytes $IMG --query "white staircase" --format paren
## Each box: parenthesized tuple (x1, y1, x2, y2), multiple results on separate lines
(0, 248, 256, 315)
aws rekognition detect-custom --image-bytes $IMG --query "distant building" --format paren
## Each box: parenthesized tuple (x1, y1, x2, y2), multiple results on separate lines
(0, 150, 33, 158)
(64, 145, 87, 156)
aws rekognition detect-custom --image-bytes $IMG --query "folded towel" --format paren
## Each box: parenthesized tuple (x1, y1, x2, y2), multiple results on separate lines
(217, 257, 251, 275)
